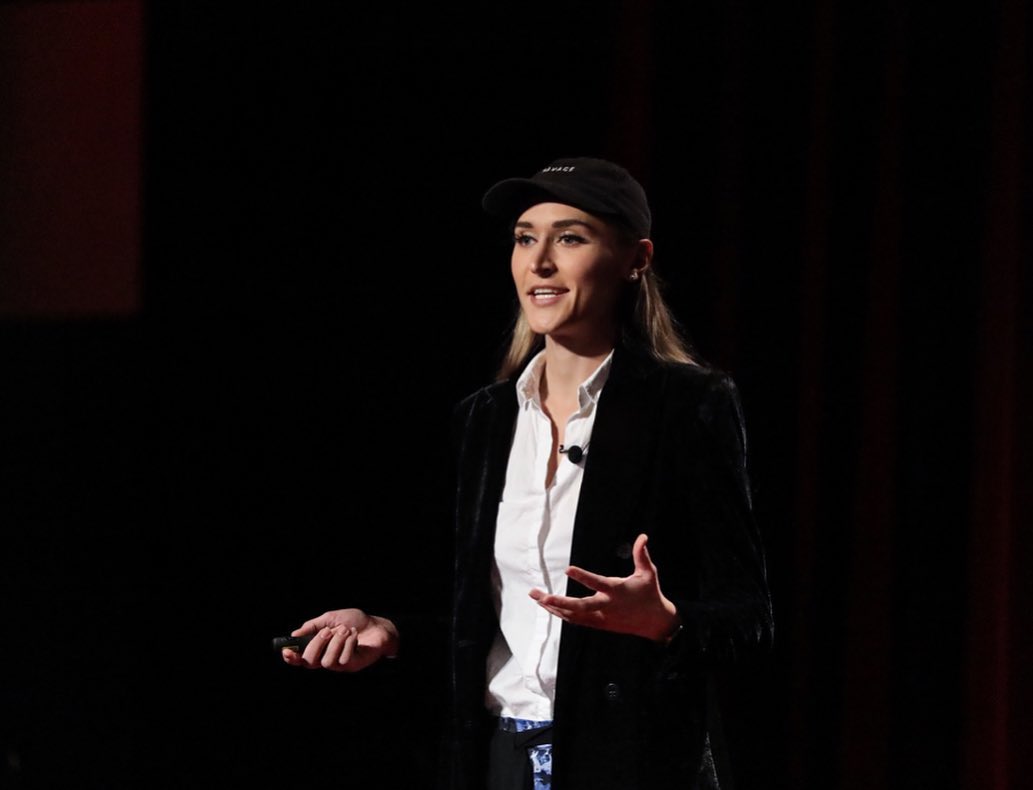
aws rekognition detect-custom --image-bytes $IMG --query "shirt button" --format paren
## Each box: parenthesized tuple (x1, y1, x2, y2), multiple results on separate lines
(615, 542, 632, 560)
(604, 682, 621, 703)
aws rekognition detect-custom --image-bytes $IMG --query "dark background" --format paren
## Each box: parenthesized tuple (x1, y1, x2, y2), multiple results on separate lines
(1, 1, 1030, 788)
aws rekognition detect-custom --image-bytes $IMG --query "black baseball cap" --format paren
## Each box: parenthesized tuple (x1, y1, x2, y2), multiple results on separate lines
(482, 157, 651, 238)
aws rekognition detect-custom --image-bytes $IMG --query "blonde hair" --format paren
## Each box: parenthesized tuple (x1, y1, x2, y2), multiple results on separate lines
(496, 260, 696, 381)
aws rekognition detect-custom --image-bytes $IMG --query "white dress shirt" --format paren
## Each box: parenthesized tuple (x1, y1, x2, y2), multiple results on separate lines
(485, 348, 614, 720)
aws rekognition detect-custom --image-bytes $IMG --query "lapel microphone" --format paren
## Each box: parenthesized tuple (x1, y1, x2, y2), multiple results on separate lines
(558, 443, 587, 464)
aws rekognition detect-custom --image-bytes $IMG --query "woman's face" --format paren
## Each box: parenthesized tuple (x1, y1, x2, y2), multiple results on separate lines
(511, 202, 642, 348)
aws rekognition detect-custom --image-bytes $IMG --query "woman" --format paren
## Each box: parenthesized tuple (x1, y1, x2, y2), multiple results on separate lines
(282, 158, 774, 790)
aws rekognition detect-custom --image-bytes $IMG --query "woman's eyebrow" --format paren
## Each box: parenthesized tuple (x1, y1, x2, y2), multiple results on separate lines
(513, 219, 597, 231)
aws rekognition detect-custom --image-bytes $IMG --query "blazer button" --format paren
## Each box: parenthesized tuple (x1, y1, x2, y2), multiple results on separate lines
(604, 682, 621, 703)
(615, 542, 632, 560)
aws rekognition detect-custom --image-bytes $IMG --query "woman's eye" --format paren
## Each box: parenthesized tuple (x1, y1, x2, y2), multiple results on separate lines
(513, 233, 535, 247)
(557, 233, 587, 245)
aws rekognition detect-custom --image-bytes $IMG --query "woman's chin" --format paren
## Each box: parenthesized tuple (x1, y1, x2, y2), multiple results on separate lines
(523, 315, 563, 337)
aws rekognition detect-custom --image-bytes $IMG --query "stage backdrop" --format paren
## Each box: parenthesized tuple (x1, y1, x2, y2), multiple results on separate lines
(1, 2, 1029, 788)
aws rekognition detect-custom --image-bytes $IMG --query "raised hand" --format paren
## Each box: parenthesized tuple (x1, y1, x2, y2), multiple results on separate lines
(528, 533, 681, 643)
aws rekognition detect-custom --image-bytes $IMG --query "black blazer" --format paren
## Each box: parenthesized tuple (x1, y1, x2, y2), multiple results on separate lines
(446, 340, 773, 790)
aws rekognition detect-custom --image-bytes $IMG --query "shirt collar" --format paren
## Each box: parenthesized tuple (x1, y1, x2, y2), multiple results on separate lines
(515, 348, 615, 411)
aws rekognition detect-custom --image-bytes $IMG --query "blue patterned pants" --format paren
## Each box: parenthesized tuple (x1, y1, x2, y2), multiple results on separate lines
(493, 717, 553, 790)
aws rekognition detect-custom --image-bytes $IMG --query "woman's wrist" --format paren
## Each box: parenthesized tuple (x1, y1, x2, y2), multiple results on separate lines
(652, 597, 683, 644)
(370, 615, 401, 658)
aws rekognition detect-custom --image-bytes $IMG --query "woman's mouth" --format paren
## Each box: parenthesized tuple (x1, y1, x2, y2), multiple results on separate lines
(528, 287, 568, 305)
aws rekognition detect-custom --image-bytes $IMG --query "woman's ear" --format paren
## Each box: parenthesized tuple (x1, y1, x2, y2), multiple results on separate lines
(631, 238, 654, 278)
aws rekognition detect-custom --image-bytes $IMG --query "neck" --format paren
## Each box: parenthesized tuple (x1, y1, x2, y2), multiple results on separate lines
(541, 333, 615, 403)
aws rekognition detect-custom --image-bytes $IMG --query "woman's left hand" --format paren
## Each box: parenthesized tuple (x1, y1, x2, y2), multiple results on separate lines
(528, 533, 681, 643)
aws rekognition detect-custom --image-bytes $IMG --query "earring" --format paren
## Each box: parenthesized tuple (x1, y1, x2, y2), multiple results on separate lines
(629, 270, 640, 282)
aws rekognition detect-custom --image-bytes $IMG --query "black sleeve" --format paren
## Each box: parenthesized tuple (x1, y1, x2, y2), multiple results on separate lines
(661, 372, 774, 671)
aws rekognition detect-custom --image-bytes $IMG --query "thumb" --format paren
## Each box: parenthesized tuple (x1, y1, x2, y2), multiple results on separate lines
(292, 618, 322, 637)
(632, 533, 655, 574)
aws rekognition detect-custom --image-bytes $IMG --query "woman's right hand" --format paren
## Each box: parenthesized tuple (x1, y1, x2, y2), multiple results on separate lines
(281, 608, 399, 672)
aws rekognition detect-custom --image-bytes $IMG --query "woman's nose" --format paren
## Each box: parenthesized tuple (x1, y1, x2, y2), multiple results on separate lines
(530, 244, 556, 274)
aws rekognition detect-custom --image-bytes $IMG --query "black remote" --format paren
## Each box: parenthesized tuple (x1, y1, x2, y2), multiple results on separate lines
(272, 634, 315, 652)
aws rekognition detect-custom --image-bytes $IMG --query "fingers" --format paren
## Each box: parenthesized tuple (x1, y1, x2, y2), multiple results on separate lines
(531, 590, 607, 613)
(284, 625, 361, 670)
(291, 609, 369, 637)
(538, 601, 572, 620)
(299, 627, 334, 666)
(529, 566, 618, 617)
(336, 628, 360, 668)
(321, 626, 359, 670)
(535, 596, 604, 626)
(566, 565, 616, 593)
(283, 619, 327, 666)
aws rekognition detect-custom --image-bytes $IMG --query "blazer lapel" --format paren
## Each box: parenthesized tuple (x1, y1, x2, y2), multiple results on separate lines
(567, 343, 662, 589)
(552, 344, 663, 712)
(475, 383, 518, 561)
(458, 382, 517, 641)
